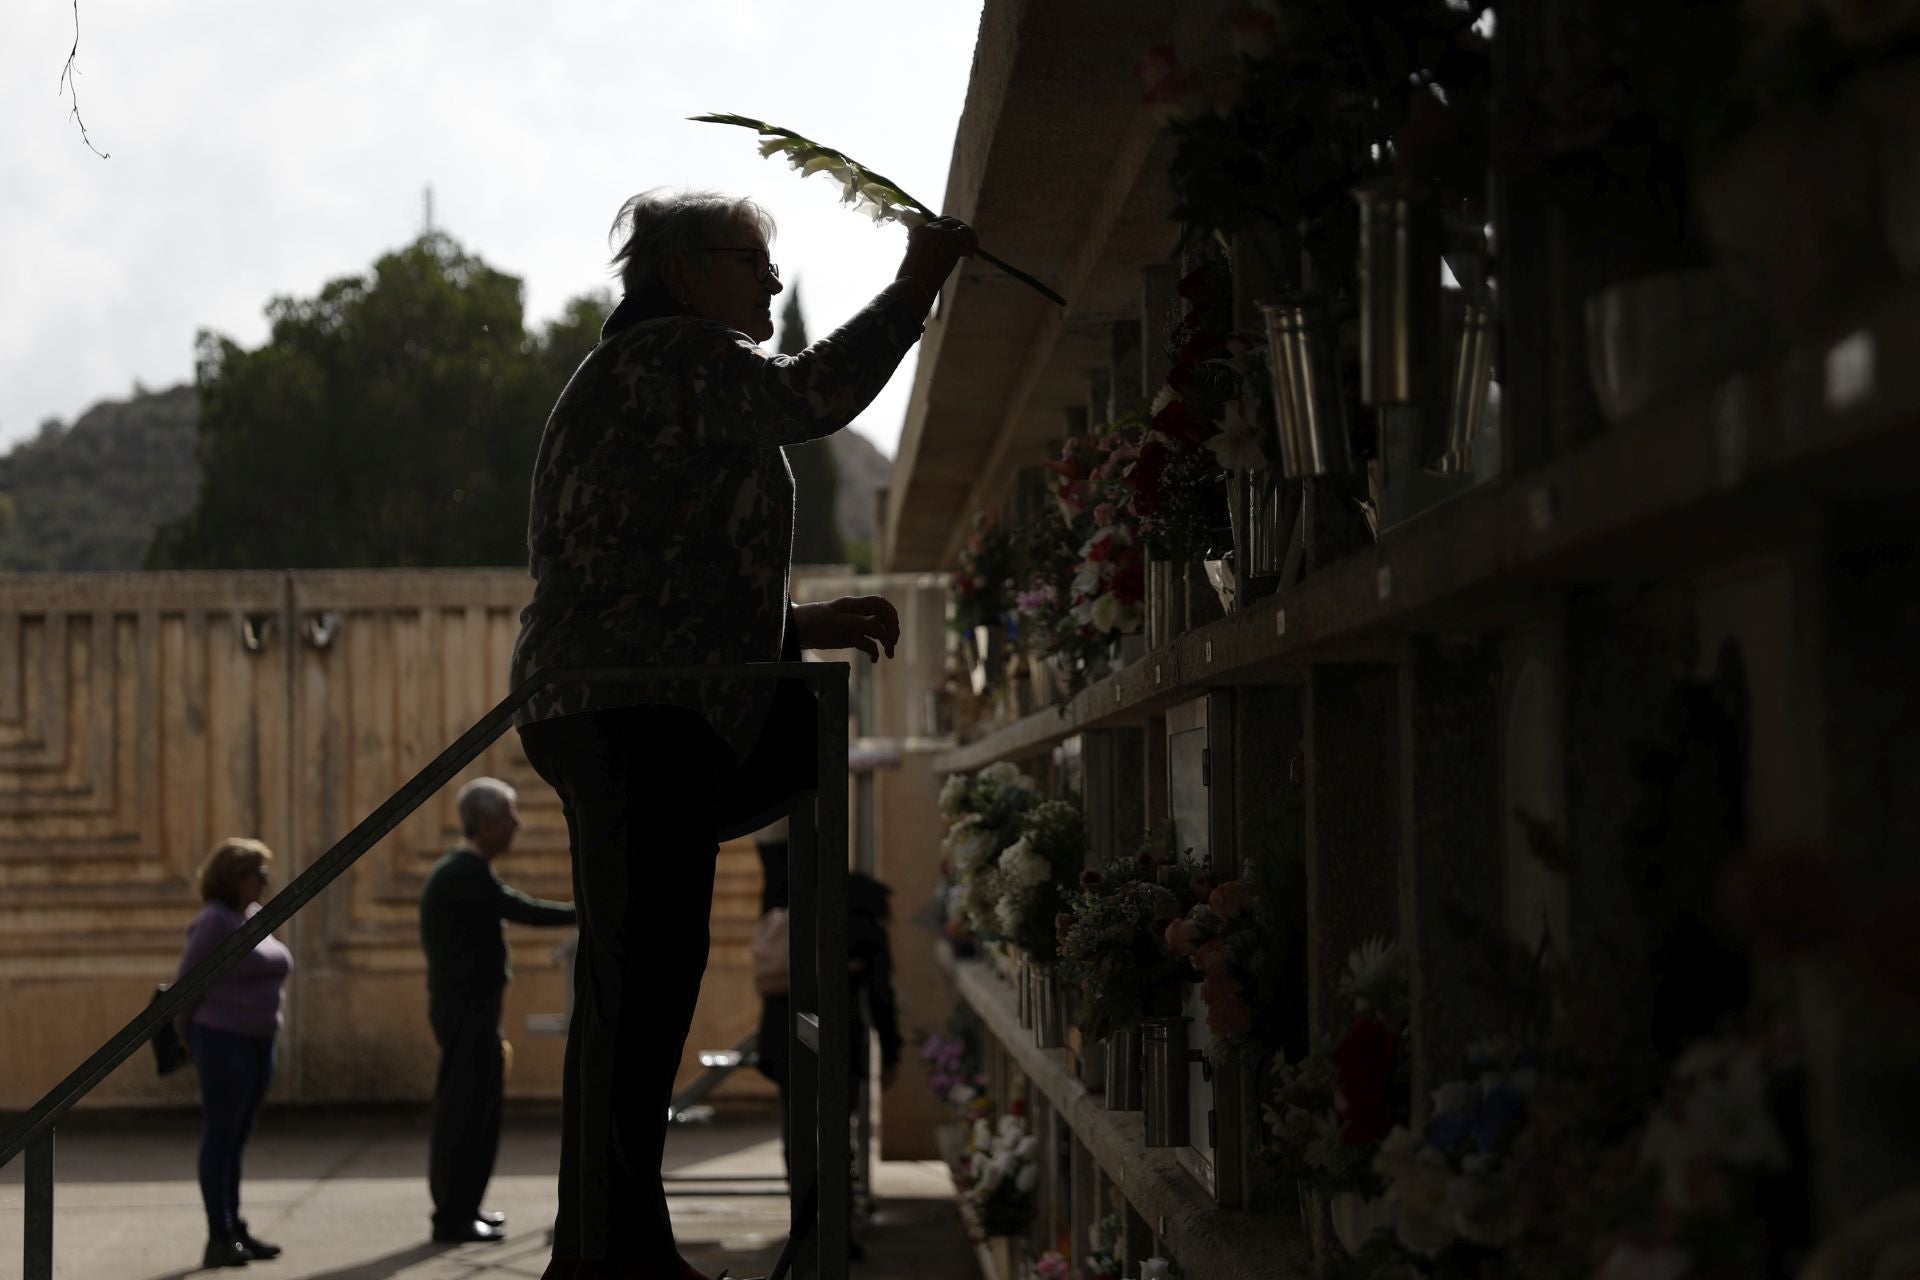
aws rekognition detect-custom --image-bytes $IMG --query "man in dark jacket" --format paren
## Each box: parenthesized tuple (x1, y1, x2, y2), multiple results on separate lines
(420, 777, 575, 1244)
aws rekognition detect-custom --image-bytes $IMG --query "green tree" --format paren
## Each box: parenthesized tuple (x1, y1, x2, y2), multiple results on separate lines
(777, 285, 845, 566)
(148, 232, 608, 568)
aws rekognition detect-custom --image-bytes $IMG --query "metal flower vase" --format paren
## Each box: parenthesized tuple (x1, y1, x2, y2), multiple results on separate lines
(1353, 179, 1441, 407)
(1430, 299, 1493, 474)
(1142, 1016, 1192, 1147)
(1104, 1026, 1143, 1111)
(1260, 293, 1352, 477)
(1032, 964, 1066, 1049)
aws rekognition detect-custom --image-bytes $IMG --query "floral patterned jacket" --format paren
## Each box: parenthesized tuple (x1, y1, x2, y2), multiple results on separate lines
(510, 293, 922, 761)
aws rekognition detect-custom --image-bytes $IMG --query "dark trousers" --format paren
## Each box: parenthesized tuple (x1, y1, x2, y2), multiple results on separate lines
(189, 1024, 275, 1236)
(428, 988, 504, 1229)
(520, 705, 733, 1266)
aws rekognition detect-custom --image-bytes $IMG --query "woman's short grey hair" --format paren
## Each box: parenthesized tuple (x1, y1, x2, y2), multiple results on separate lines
(456, 777, 516, 835)
(609, 188, 776, 302)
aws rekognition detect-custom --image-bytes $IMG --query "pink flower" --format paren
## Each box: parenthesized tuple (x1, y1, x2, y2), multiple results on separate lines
(1193, 937, 1230, 972)
(1164, 916, 1204, 957)
(1211, 78, 1241, 118)
(1134, 44, 1182, 89)
(1093, 502, 1118, 529)
(1143, 68, 1209, 124)
(1209, 880, 1254, 920)
(1228, 8, 1281, 61)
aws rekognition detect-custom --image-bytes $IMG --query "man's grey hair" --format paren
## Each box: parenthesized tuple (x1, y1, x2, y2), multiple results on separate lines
(608, 188, 776, 302)
(456, 777, 517, 836)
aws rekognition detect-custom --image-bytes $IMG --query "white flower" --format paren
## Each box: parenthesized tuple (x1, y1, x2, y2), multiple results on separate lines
(938, 774, 972, 817)
(1430, 1079, 1476, 1117)
(994, 896, 1021, 937)
(978, 761, 1033, 792)
(1150, 384, 1180, 416)
(1328, 1191, 1393, 1256)
(1091, 592, 1124, 633)
(1339, 936, 1404, 1015)
(1206, 400, 1268, 471)
(997, 1113, 1025, 1143)
(1015, 1163, 1038, 1193)
(1015, 1135, 1039, 1159)
(971, 1118, 992, 1150)
(1594, 1243, 1692, 1280)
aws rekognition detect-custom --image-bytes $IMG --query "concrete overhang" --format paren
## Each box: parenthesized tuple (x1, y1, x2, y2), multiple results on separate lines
(883, 0, 1232, 573)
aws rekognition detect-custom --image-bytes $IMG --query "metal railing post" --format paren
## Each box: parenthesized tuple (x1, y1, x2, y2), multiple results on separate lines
(24, 1130, 52, 1280)
(814, 674, 851, 1278)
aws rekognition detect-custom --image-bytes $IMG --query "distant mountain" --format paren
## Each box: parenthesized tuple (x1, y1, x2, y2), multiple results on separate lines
(0, 385, 200, 571)
(829, 427, 892, 548)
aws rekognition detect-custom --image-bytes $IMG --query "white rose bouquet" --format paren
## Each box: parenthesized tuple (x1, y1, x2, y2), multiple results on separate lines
(961, 1109, 1040, 1238)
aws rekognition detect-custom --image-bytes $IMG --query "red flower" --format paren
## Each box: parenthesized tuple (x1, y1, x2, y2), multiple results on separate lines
(1109, 557, 1145, 607)
(1085, 531, 1115, 564)
(1151, 397, 1207, 447)
(1228, 7, 1280, 61)
(1164, 916, 1203, 957)
(1193, 937, 1229, 972)
(1200, 964, 1240, 1004)
(1209, 880, 1254, 920)
(1009, 1097, 1027, 1118)
(1045, 457, 1087, 481)
(1126, 441, 1170, 506)
(1206, 993, 1254, 1036)
(1330, 1016, 1400, 1145)
(1078, 869, 1106, 891)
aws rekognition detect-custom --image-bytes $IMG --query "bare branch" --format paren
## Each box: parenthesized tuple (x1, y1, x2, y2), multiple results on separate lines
(57, 0, 109, 159)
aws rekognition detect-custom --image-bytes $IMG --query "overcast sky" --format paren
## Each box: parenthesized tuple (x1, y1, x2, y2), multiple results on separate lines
(1, 0, 986, 458)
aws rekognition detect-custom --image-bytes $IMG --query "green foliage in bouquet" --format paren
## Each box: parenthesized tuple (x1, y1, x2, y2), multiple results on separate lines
(1057, 836, 1206, 1042)
(986, 799, 1086, 963)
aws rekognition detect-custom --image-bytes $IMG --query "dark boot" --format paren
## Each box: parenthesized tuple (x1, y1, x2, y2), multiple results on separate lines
(234, 1219, 281, 1260)
(202, 1228, 252, 1268)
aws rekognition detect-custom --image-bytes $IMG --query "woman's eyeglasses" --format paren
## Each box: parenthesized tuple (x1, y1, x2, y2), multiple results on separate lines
(697, 247, 780, 289)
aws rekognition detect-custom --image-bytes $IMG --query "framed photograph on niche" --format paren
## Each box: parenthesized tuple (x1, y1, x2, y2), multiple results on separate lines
(1165, 693, 1247, 1207)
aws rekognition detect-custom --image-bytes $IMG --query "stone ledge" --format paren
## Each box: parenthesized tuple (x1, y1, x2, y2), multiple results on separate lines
(948, 952, 1311, 1280)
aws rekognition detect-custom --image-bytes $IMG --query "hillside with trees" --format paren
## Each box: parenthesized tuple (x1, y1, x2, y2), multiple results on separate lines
(0, 385, 200, 571)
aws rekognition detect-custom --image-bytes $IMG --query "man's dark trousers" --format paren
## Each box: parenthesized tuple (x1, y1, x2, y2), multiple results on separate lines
(428, 986, 504, 1232)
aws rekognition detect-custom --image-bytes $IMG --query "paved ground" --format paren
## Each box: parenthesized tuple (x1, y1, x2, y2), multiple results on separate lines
(0, 1106, 978, 1280)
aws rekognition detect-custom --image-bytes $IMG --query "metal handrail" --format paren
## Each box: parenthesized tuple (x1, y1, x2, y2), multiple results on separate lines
(2, 662, 850, 1280)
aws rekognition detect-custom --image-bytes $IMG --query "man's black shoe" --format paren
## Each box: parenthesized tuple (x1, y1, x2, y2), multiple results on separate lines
(432, 1219, 506, 1244)
(203, 1232, 252, 1268)
(480, 1210, 507, 1227)
(234, 1219, 282, 1259)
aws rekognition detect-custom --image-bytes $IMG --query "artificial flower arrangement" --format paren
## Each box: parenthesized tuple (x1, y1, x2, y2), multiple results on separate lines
(1163, 874, 1276, 1062)
(939, 762, 1041, 944)
(1076, 1209, 1127, 1280)
(1055, 840, 1208, 1041)
(1136, 4, 1492, 268)
(919, 1008, 989, 1115)
(985, 799, 1087, 963)
(1028, 1251, 1071, 1280)
(1262, 938, 1410, 1207)
(950, 509, 1017, 635)
(1130, 255, 1255, 565)
(960, 1102, 1041, 1239)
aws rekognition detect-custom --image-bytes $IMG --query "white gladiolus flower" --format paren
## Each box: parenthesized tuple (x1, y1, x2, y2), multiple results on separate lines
(1206, 400, 1268, 471)
(1015, 1135, 1039, 1159)
(997, 1114, 1024, 1142)
(1015, 1164, 1038, 1193)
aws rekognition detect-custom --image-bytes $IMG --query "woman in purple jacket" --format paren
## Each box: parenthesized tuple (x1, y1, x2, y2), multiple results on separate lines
(172, 837, 294, 1269)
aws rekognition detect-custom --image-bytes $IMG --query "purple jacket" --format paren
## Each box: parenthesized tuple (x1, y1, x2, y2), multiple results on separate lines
(174, 901, 292, 1039)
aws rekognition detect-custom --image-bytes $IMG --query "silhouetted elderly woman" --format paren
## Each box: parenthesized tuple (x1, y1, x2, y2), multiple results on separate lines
(512, 188, 974, 1280)
(172, 837, 293, 1270)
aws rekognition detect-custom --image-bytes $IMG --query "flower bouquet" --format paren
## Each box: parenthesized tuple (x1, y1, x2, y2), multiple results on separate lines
(961, 1109, 1040, 1239)
(919, 1015, 989, 1115)
(1263, 938, 1410, 1215)
(1056, 847, 1207, 1042)
(1163, 874, 1283, 1062)
(950, 509, 1016, 634)
(987, 799, 1086, 964)
(940, 762, 1041, 943)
